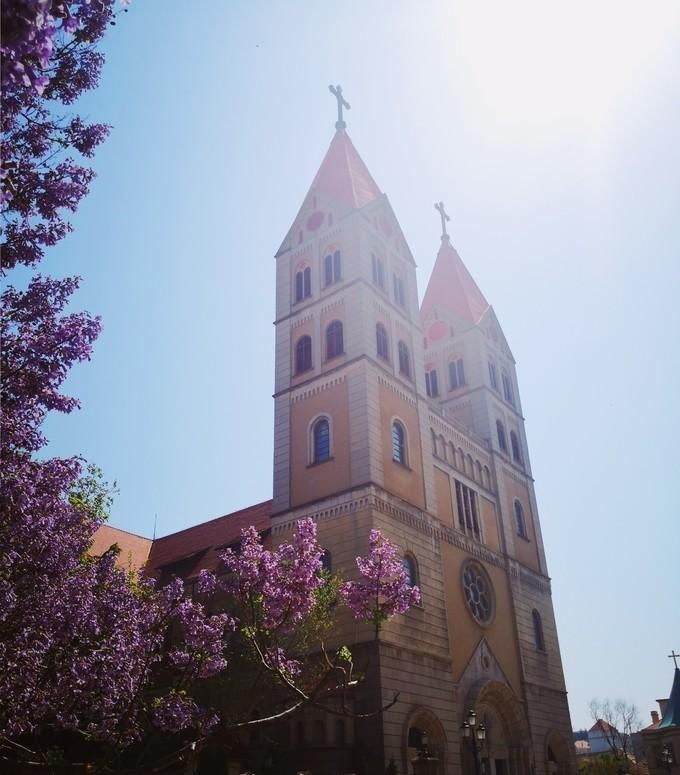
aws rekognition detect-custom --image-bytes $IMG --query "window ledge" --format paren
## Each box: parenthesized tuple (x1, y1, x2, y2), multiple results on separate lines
(517, 533, 531, 543)
(392, 458, 412, 471)
(307, 457, 334, 469)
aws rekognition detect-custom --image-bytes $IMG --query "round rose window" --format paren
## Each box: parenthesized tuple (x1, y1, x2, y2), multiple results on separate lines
(462, 561, 494, 624)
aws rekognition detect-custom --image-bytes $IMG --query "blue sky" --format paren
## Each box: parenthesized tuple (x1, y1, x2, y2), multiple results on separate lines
(30, 1, 680, 730)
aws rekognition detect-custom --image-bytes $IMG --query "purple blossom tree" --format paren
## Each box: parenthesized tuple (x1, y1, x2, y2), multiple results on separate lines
(0, 2, 421, 768)
(1, 0, 120, 268)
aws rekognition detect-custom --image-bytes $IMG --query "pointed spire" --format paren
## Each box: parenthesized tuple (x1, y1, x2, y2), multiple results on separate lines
(659, 667, 680, 728)
(276, 126, 382, 256)
(420, 235, 489, 326)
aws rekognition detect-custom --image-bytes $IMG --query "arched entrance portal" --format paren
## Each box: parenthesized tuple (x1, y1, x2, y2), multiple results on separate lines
(404, 707, 448, 775)
(545, 730, 572, 775)
(462, 681, 532, 775)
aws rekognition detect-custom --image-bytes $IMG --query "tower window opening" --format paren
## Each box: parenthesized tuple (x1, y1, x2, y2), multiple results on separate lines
(376, 323, 389, 360)
(393, 273, 406, 307)
(488, 361, 498, 390)
(496, 420, 507, 452)
(326, 320, 344, 359)
(425, 369, 439, 397)
(372, 253, 385, 290)
(455, 479, 481, 541)
(295, 335, 312, 373)
(398, 341, 411, 378)
(402, 554, 418, 588)
(532, 609, 546, 651)
(312, 417, 331, 463)
(321, 549, 332, 572)
(502, 372, 514, 405)
(324, 250, 341, 286)
(295, 267, 312, 303)
(449, 358, 465, 389)
(510, 430, 522, 464)
(514, 499, 527, 539)
(391, 420, 407, 465)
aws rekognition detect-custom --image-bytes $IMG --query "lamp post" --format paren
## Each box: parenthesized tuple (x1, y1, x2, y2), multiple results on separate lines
(661, 744, 673, 775)
(462, 709, 487, 775)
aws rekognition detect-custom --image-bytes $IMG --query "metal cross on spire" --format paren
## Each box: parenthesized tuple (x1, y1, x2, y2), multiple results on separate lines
(670, 650, 680, 669)
(329, 84, 350, 130)
(435, 201, 451, 241)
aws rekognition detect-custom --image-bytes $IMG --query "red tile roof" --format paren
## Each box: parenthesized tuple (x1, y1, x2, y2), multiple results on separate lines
(90, 524, 152, 570)
(146, 500, 272, 579)
(420, 238, 489, 326)
(309, 129, 382, 210)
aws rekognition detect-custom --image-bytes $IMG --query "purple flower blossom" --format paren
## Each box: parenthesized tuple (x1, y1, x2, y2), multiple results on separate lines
(341, 529, 421, 631)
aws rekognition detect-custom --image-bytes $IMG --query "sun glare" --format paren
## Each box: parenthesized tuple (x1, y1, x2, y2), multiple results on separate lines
(450, 0, 680, 136)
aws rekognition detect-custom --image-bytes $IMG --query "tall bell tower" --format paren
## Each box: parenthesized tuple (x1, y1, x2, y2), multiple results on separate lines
(269, 89, 575, 775)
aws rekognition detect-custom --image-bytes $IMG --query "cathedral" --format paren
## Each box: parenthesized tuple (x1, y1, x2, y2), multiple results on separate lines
(98, 90, 576, 775)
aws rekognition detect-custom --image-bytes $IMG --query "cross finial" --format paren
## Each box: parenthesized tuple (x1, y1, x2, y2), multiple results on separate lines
(435, 201, 451, 241)
(329, 84, 350, 130)
(670, 650, 680, 669)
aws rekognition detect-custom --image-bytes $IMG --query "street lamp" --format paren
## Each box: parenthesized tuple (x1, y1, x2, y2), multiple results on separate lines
(462, 709, 487, 775)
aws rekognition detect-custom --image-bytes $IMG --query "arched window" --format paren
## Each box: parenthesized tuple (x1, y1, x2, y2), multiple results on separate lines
(321, 549, 332, 572)
(392, 420, 407, 464)
(296, 720, 306, 747)
(313, 719, 326, 746)
(532, 609, 546, 651)
(496, 420, 507, 452)
(449, 358, 465, 389)
(376, 323, 389, 360)
(398, 341, 411, 378)
(295, 335, 312, 373)
(431, 429, 438, 456)
(335, 719, 346, 746)
(510, 431, 522, 464)
(312, 417, 330, 463)
(482, 465, 491, 489)
(502, 372, 514, 405)
(324, 250, 341, 286)
(326, 320, 344, 359)
(475, 461, 483, 482)
(439, 435, 446, 461)
(425, 368, 439, 397)
(294, 266, 312, 303)
(514, 500, 527, 538)
(402, 554, 418, 588)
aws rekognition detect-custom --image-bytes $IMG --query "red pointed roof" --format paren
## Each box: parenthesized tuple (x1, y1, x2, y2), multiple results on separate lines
(420, 238, 489, 326)
(309, 128, 382, 209)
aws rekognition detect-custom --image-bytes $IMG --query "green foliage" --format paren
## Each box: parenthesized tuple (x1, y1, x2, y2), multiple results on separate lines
(70, 464, 117, 523)
(578, 753, 643, 775)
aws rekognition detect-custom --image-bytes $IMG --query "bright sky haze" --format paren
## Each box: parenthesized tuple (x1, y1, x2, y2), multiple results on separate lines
(32, 0, 680, 732)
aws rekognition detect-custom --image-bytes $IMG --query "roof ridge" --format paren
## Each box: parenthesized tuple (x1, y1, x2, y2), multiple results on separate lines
(154, 499, 273, 542)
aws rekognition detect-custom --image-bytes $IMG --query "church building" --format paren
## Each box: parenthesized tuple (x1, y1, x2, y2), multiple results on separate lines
(102, 90, 576, 775)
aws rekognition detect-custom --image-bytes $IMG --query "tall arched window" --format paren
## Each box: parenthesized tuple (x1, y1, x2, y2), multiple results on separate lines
(496, 420, 507, 452)
(335, 719, 346, 746)
(398, 341, 411, 378)
(376, 323, 389, 360)
(425, 368, 439, 397)
(502, 371, 514, 405)
(321, 549, 332, 572)
(326, 320, 344, 359)
(514, 500, 527, 538)
(295, 335, 312, 373)
(510, 431, 522, 464)
(449, 358, 465, 389)
(324, 250, 341, 286)
(392, 420, 407, 464)
(294, 266, 311, 303)
(532, 609, 546, 651)
(402, 554, 418, 588)
(312, 417, 330, 463)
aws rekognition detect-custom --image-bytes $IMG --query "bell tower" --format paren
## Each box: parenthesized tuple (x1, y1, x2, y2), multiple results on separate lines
(272, 90, 435, 517)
